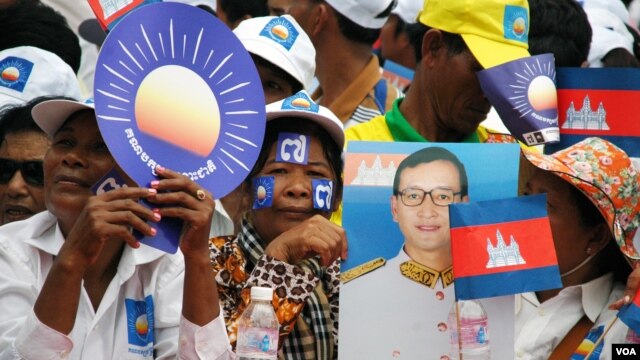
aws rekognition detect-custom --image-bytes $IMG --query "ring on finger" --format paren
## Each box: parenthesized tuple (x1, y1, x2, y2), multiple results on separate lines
(196, 189, 206, 201)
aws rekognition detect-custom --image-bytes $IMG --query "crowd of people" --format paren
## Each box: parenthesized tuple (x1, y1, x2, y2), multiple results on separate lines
(1, 0, 640, 359)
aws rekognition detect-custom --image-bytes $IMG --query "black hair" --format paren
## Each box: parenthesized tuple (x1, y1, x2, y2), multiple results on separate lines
(218, 0, 269, 25)
(408, 24, 468, 63)
(392, 147, 468, 197)
(0, 1, 82, 73)
(247, 117, 343, 205)
(601, 48, 640, 68)
(0, 96, 51, 144)
(528, 0, 591, 67)
(251, 54, 304, 94)
(331, 0, 396, 46)
(566, 183, 631, 282)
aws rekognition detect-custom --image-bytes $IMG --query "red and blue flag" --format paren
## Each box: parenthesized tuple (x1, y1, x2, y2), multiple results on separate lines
(449, 194, 562, 300)
(618, 288, 640, 334)
(545, 67, 640, 160)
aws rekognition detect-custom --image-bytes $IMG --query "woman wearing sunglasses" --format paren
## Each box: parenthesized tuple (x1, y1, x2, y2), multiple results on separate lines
(0, 98, 233, 359)
(0, 97, 50, 225)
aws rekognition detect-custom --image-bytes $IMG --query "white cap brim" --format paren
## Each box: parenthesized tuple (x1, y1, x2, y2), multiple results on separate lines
(32, 99, 95, 137)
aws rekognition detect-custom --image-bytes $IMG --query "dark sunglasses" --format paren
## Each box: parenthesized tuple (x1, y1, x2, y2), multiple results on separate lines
(0, 158, 44, 186)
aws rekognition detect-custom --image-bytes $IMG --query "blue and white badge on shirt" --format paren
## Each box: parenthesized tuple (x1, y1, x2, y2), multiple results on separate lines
(125, 295, 154, 354)
(253, 175, 274, 209)
(312, 179, 333, 212)
(276, 132, 310, 165)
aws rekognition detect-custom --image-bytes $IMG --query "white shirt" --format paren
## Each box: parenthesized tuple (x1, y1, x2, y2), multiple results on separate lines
(339, 248, 514, 359)
(0, 211, 234, 360)
(515, 273, 630, 360)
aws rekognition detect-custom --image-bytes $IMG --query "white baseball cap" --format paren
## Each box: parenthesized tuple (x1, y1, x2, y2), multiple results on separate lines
(234, 15, 315, 91)
(582, 0, 630, 25)
(586, 7, 635, 67)
(266, 90, 344, 148)
(0, 47, 82, 110)
(32, 98, 95, 137)
(391, 0, 422, 24)
(325, 0, 397, 29)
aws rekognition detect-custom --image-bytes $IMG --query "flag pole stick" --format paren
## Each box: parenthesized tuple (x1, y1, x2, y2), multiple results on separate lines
(456, 300, 463, 360)
(584, 317, 618, 359)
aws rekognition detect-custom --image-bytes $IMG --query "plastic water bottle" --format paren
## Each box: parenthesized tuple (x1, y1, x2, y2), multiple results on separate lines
(448, 300, 491, 360)
(236, 286, 279, 360)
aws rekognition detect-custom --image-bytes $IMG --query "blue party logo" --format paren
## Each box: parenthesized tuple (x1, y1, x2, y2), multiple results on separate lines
(0, 56, 34, 92)
(259, 17, 299, 51)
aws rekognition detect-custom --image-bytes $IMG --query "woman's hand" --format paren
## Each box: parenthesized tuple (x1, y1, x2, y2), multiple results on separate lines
(146, 166, 220, 326)
(58, 186, 160, 271)
(265, 215, 347, 266)
(145, 166, 215, 260)
(610, 264, 640, 310)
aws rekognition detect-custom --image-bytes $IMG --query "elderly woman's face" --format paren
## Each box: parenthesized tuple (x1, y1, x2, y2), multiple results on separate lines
(250, 134, 337, 244)
(524, 168, 597, 276)
(44, 110, 115, 228)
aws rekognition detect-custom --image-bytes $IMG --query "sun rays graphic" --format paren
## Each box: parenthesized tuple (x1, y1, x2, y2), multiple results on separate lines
(508, 57, 557, 120)
(253, 176, 274, 209)
(94, 2, 265, 198)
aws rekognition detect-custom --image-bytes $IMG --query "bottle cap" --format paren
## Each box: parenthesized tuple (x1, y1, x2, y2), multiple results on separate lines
(250, 286, 274, 301)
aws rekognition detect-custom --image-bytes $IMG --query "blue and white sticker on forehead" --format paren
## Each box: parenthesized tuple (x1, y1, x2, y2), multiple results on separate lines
(277, 132, 310, 165)
(0, 56, 34, 93)
(253, 175, 274, 209)
(259, 17, 299, 51)
(313, 179, 333, 212)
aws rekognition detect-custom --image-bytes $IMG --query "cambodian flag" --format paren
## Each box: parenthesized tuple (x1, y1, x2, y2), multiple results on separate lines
(449, 194, 562, 300)
(545, 68, 640, 163)
(618, 288, 640, 334)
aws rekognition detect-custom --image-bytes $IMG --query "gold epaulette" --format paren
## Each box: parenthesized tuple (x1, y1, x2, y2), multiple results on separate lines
(400, 261, 454, 288)
(341, 257, 386, 283)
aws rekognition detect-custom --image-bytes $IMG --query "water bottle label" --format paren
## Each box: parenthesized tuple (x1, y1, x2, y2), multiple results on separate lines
(451, 318, 490, 349)
(236, 326, 278, 358)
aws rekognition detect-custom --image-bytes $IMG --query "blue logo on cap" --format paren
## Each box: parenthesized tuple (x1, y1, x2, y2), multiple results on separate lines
(281, 91, 319, 113)
(259, 17, 299, 51)
(0, 56, 34, 93)
(503, 5, 528, 43)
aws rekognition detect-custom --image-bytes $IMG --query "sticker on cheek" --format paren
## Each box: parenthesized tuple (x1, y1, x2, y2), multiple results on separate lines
(253, 175, 275, 209)
(276, 132, 309, 164)
(313, 179, 333, 211)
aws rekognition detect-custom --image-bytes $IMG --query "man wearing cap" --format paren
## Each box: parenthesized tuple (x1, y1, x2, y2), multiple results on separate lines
(233, 15, 316, 103)
(330, 0, 529, 225)
(379, 0, 423, 72)
(345, 0, 530, 144)
(287, 0, 403, 128)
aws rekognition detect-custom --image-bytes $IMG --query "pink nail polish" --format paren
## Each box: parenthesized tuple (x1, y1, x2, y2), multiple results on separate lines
(150, 228, 157, 236)
(150, 180, 160, 188)
(156, 165, 165, 172)
(153, 212, 161, 221)
(148, 188, 157, 195)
